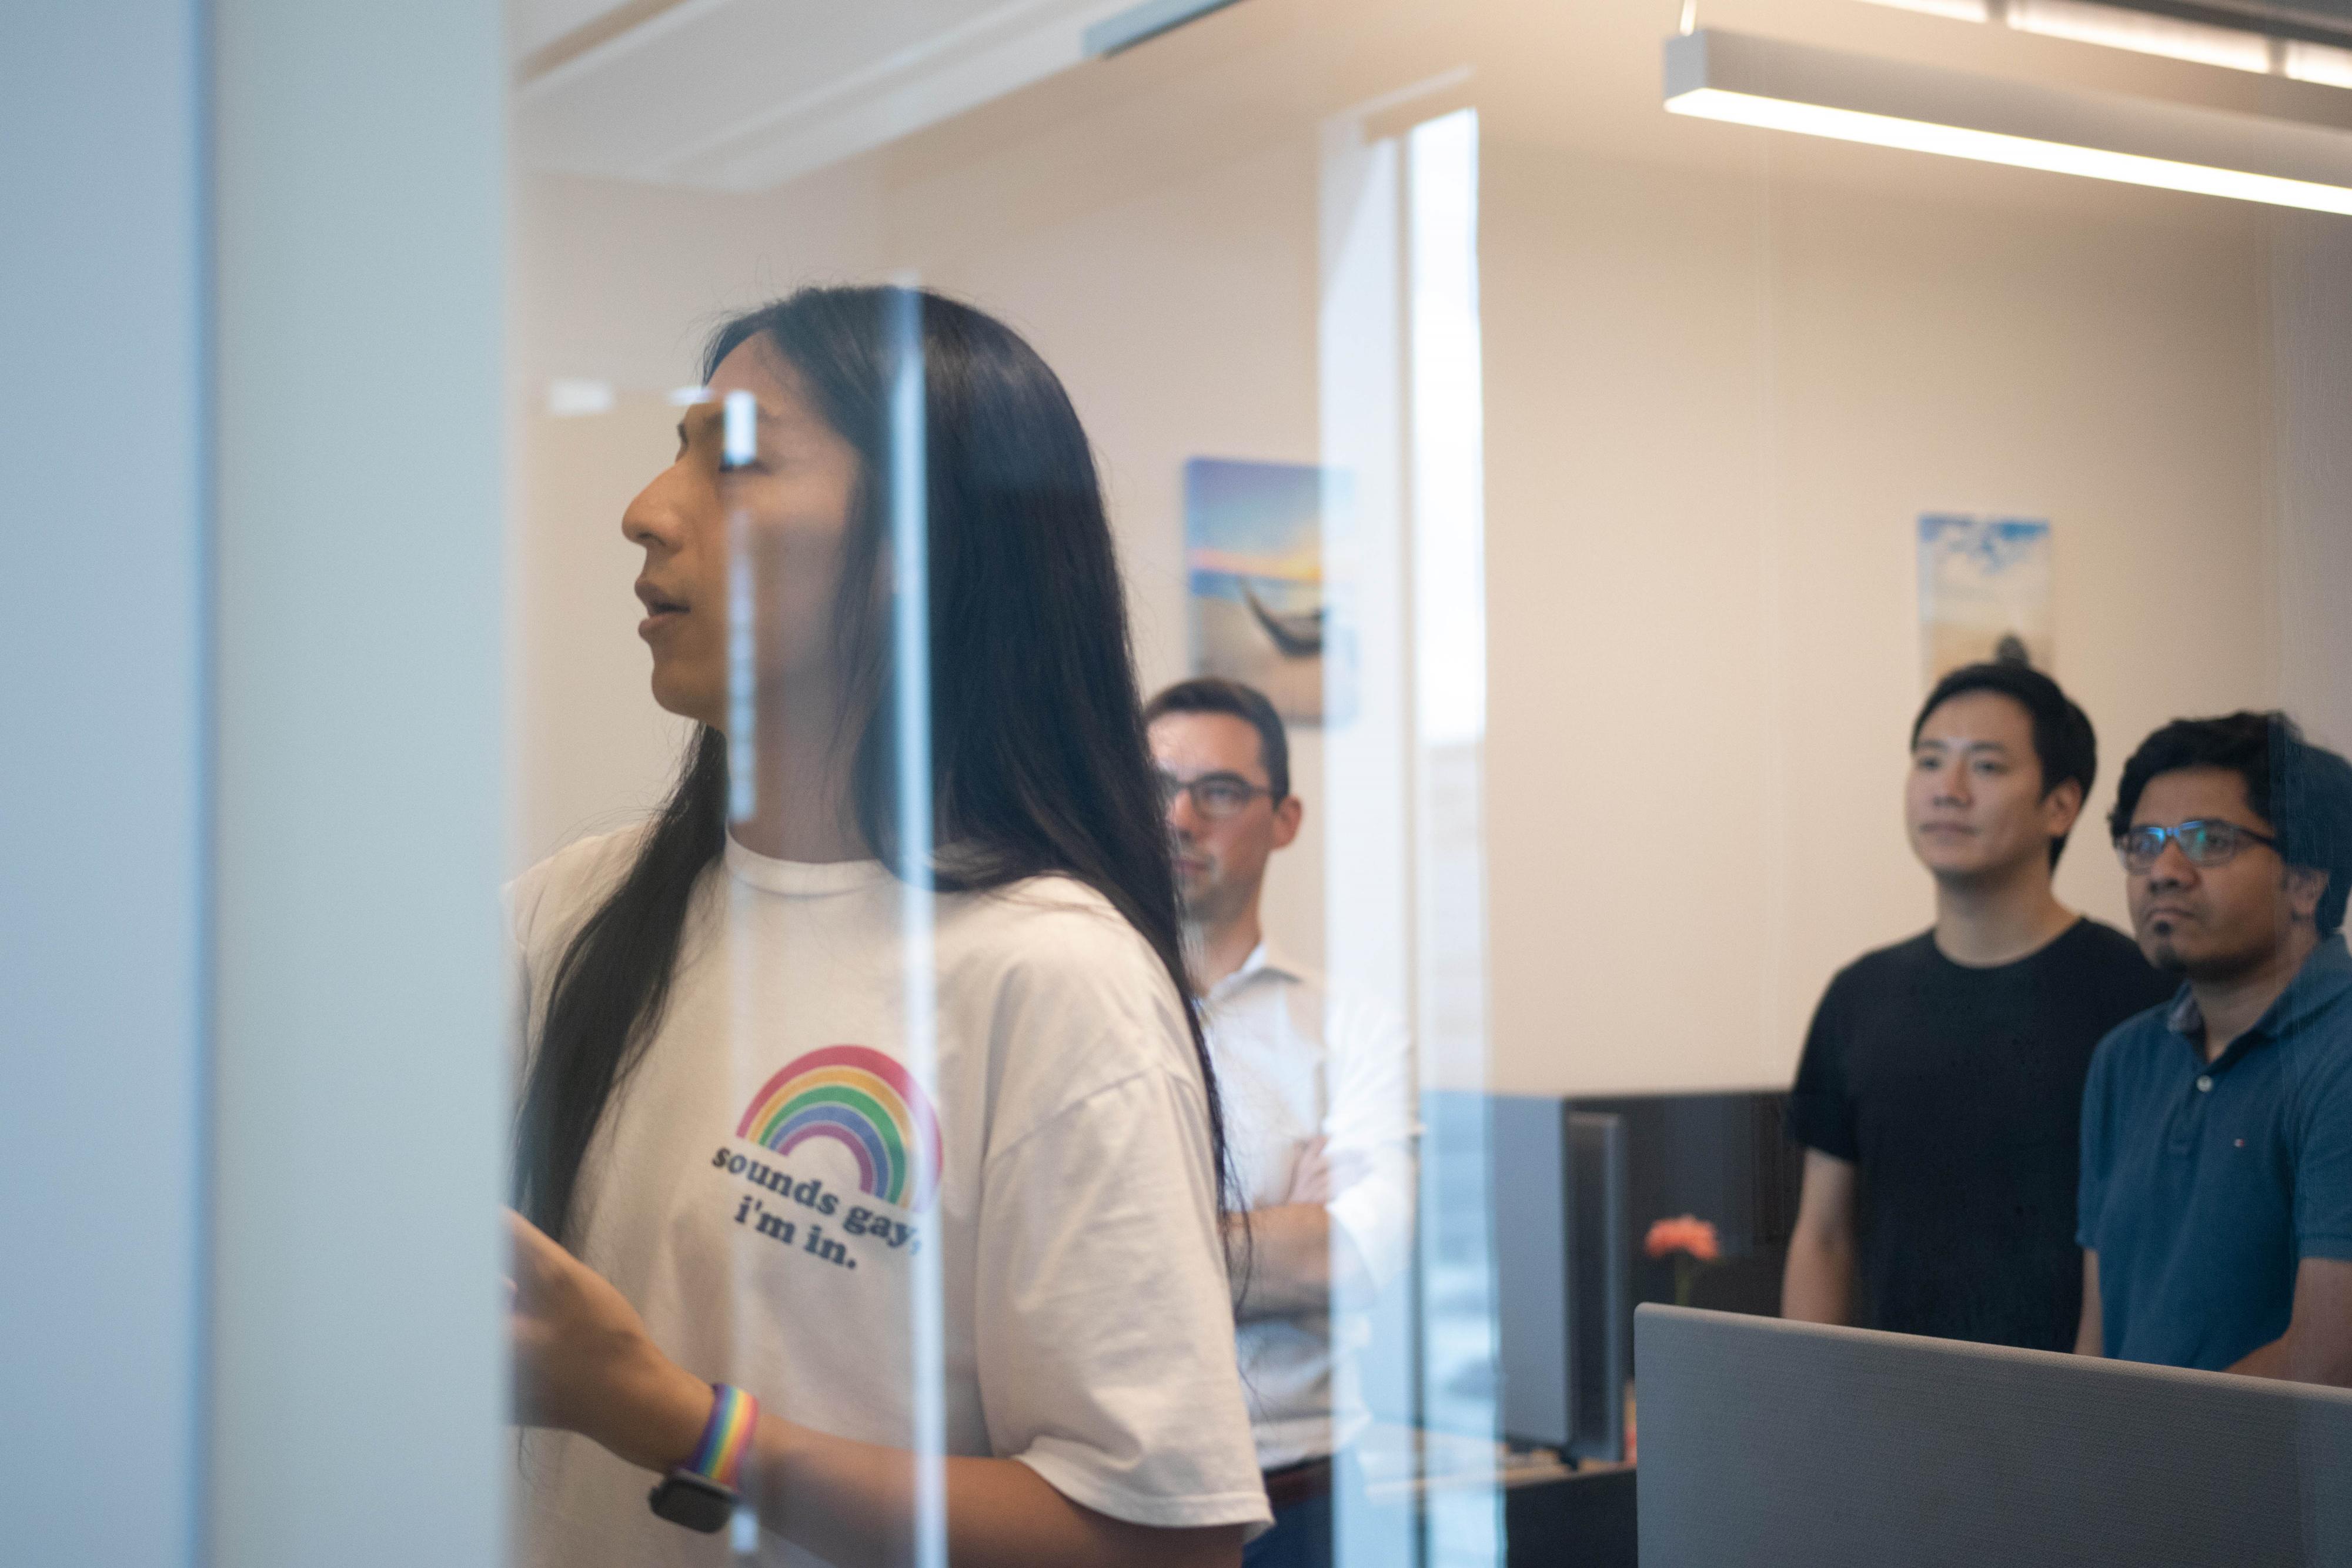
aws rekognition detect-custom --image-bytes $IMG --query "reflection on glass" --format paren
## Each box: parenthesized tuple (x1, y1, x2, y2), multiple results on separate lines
(1406, 104, 1502, 1568)
(883, 285, 950, 1568)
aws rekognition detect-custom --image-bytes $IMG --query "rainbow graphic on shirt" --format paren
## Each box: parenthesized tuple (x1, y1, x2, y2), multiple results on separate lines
(736, 1045, 943, 1212)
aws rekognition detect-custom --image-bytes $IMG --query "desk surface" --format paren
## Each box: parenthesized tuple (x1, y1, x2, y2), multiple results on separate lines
(1339, 1423, 1639, 1568)
(1354, 1421, 1633, 1500)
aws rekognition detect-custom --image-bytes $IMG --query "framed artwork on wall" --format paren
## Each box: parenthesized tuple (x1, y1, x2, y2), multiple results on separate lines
(1918, 513, 2053, 684)
(1184, 457, 1354, 724)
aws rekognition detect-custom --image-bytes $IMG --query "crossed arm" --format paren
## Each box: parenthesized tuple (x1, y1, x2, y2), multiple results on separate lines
(1227, 1136, 1375, 1320)
(1230, 995, 1418, 1324)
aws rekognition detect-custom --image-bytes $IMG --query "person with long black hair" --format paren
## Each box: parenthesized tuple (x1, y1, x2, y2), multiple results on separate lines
(506, 286, 1268, 1566)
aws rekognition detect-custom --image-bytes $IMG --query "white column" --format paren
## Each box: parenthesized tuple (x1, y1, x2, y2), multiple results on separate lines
(1320, 117, 1414, 1031)
(209, 5, 508, 1564)
(1319, 109, 1424, 1568)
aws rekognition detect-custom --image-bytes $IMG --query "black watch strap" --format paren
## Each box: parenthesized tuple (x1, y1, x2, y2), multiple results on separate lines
(648, 1467, 736, 1534)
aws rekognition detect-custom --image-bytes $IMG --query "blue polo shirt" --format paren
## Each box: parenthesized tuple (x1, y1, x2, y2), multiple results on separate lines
(2077, 937, 2352, 1370)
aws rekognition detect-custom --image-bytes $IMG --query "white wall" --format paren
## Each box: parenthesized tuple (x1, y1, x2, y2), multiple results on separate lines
(2269, 210, 2352, 757)
(512, 136, 1333, 964)
(510, 168, 879, 868)
(512, 1, 2349, 1099)
(909, 136, 1330, 966)
(1481, 134, 2284, 1094)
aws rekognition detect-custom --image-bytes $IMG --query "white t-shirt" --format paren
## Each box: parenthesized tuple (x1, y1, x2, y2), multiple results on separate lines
(510, 830, 1270, 1566)
(1205, 944, 1416, 1470)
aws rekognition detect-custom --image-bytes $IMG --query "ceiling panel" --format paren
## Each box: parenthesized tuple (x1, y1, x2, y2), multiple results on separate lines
(514, 0, 1161, 189)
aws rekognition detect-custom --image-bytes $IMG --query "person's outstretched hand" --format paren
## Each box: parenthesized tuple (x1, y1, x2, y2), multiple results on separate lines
(506, 1208, 708, 1475)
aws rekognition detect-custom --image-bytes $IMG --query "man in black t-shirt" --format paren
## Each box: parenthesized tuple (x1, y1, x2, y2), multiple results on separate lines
(1783, 661, 2174, 1350)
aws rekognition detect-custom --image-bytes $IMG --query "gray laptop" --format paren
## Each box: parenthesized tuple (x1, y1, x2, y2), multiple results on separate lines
(1636, 1304, 2352, 1567)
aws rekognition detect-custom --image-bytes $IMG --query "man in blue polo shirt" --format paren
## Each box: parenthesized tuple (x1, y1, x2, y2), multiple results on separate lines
(2076, 711, 2352, 1385)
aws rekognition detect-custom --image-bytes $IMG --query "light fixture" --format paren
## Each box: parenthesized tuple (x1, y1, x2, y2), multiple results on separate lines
(1083, 0, 1245, 58)
(1853, 0, 2352, 90)
(1665, 28, 2352, 215)
(2007, 0, 2271, 77)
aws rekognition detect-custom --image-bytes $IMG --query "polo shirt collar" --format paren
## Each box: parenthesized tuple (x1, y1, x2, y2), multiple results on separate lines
(2166, 935, 2352, 1063)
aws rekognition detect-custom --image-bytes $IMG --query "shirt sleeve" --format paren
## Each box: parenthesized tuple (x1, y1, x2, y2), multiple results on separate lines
(974, 1068, 1272, 1532)
(2076, 1031, 2122, 1252)
(503, 861, 554, 1083)
(2290, 1035, 2352, 1263)
(504, 847, 585, 1081)
(503, 825, 648, 1047)
(1320, 987, 1418, 1293)
(1787, 975, 1858, 1162)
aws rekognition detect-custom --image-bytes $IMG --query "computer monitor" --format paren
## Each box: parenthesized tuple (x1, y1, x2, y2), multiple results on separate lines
(1636, 1304, 2352, 1566)
(1566, 1111, 1628, 1462)
(1481, 1094, 1630, 1462)
(1568, 1089, 1802, 1318)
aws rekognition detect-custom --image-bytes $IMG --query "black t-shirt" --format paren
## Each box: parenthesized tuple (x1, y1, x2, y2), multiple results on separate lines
(1789, 918, 2176, 1351)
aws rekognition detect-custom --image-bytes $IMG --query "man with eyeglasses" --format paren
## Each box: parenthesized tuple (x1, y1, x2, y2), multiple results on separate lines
(2074, 711, 2352, 1385)
(1784, 661, 2173, 1351)
(1144, 677, 1415, 1568)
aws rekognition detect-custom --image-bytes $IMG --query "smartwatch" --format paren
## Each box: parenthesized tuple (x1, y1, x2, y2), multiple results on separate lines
(648, 1383, 759, 1534)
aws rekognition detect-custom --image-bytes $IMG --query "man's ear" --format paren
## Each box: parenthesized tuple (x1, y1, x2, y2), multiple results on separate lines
(1271, 794, 1304, 851)
(2040, 778, 2086, 841)
(2286, 864, 2330, 927)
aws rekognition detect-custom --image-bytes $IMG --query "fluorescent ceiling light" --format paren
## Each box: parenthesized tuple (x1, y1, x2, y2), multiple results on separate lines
(1865, 0, 1992, 21)
(2008, 0, 2272, 75)
(1855, 0, 2352, 88)
(1665, 29, 2352, 215)
(546, 378, 614, 417)
(2288, 40, 2352, 89)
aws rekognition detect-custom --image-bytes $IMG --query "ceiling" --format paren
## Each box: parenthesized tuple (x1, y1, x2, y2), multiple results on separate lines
(510, 0, 2352, 194)
(512, 0, 1187, 190)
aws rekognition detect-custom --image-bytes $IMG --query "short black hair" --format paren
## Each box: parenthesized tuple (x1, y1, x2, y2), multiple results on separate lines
(1911, 660, 2097, 867)
(1144, 677, 1290, 801)
(2109, 711, 2352, 938)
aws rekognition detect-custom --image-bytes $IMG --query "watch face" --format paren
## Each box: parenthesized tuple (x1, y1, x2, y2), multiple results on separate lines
(649, 1470, 736, 1534)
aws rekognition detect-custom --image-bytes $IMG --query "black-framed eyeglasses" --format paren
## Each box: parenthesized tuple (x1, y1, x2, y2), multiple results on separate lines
(2114, 818, 2279, 874)
(1156, 770, 1276, 821)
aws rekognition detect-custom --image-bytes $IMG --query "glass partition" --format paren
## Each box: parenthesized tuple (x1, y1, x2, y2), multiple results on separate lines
(507, 1, 2352, 1563)
(21, 2, 2352, 1563)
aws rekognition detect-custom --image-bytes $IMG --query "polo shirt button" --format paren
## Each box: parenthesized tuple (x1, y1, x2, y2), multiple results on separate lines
(2196, 1075, 2214, 1092)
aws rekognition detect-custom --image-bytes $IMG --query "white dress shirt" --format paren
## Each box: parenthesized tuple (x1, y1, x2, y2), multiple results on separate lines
(1205, 942, 1417, 1470)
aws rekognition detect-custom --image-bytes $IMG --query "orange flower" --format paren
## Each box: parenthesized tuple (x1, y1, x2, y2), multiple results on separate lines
(1644, 1214, 1720, 1262)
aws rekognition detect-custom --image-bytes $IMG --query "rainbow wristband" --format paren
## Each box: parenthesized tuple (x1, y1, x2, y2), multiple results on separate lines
(686, 1384, 759, 1490)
